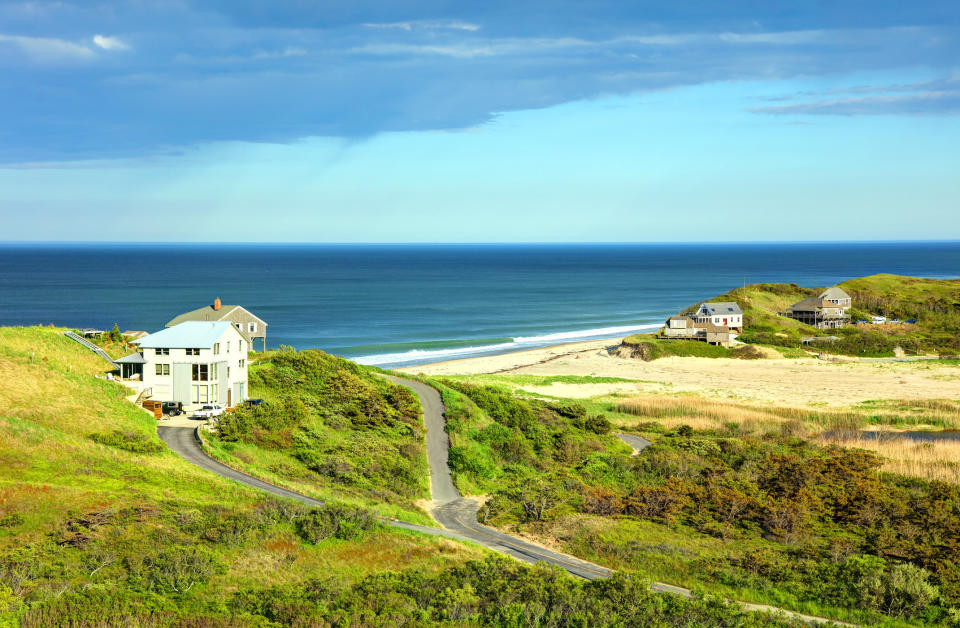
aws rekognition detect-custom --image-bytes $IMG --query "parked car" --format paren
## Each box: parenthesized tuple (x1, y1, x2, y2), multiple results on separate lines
(194, 404, 225, 419)
(243, 398, 268, 407)
(905, 318, 918, 324)
(162, 401, 183, 416)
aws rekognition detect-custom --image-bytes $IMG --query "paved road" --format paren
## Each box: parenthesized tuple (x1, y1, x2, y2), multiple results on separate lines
(158, 376, 848, 625)
(157, 425, 473, 543)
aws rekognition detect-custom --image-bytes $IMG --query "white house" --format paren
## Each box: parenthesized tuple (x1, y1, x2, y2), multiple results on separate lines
(691, 302, 743, 330)
(132, 321, 249, 408)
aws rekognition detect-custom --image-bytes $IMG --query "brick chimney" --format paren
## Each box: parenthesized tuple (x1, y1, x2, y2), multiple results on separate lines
(213, 297, 221, 311)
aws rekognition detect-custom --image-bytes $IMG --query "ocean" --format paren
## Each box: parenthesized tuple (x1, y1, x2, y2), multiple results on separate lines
(1, 242, 958, 367)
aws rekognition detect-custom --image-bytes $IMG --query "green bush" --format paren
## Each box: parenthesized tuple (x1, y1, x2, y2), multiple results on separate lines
(89, 430, 165, 454)
(295, 503, 379, 543)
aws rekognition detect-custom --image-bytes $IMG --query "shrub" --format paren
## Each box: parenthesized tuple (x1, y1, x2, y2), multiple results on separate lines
(585, 414, 612, 435)
(0, 514, 23, 528)
(295, 504, 379, 543)
(130, 545, 224, 595)
(89, 430, 165, 454)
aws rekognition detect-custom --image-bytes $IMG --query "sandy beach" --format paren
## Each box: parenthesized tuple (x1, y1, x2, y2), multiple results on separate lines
(398, 339, 960, 407)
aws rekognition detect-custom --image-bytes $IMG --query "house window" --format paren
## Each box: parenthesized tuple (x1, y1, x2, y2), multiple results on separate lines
(227, 366, 231, 378)
(192, 364, 209, 381)
(226, 341, 230, 352)
(248, 322, 257, 333)
(211, 384, 218, 402)
(186, 348, 200, 356)
(239, 340, 244, 352)
(155, 363, 169, 376)
(239, 359, 245, 368)
(211, 363, 219, 380)
(192, 385, 208, 404)
(213, 343, 220, 355)
(155, 348, 169, 356)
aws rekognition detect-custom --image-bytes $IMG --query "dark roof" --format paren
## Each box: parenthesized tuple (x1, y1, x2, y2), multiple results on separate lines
(786, 296, 824, 312)
(116, 352, 147, 364)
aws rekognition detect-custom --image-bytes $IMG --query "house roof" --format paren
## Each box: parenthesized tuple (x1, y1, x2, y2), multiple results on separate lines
(166, 304, 266, 328)
(667, 315, 694, 322)
(819, 286, 851, 301)
(786, 296, 824, 312)
(134, 322, 238, 349)
(697, 302, 743, 316)
(115, 352, 147, 364)
(692, 321, 729, 333)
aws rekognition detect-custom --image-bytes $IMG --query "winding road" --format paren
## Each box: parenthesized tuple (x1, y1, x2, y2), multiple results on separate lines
(158, 375, 847, 625)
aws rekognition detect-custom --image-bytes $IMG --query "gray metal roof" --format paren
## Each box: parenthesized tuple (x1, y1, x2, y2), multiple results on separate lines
(115, 352, 147, 364)
(133, 322, 237, 349)
(166, 304, 266, 328)
(819, 287, 851, 300)
(698, 302, 743, 316)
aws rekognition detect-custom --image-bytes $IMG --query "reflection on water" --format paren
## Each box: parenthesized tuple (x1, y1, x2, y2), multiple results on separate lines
(827, 430, 960, 443)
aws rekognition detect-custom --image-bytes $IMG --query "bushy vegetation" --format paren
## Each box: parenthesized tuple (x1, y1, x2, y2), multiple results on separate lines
(208, 349, 431, 520)
(434, 379, 630, 496)
(621, 334, 735, 360)
(295, 503, 380, 543)
(89, 429, 166, 454)
(472, 409, 960, 624)
(226, 555, 800, 627)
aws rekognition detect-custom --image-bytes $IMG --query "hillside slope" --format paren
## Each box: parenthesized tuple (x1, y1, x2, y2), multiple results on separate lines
(205, 349, 433, 523)
(0, 327, 476, 625)
(691, 274, 960, 357)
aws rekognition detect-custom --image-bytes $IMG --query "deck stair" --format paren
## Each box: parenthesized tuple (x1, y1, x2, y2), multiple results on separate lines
(63, 331, 118, 368)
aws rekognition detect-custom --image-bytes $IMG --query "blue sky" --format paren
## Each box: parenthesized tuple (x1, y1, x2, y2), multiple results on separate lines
(1, 1, 958, 242)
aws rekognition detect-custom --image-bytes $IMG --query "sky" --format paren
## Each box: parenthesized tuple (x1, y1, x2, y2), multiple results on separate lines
(0, 1, 958, 242)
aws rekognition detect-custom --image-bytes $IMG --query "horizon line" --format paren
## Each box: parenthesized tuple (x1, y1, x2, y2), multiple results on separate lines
(2, 239, 960, 246)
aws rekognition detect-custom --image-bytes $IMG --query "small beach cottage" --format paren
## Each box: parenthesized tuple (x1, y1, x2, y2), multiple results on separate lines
(691, 302, 743, 331)
(134, 321, 249, 407)
(166, 298, 268, 351)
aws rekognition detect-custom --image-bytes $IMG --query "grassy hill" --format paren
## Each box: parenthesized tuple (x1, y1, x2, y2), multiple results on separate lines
(204, 349, 433, 524)
(1, 326, 792, 626)
(0, 327, 478, 625)
(688, 274, 960, 358)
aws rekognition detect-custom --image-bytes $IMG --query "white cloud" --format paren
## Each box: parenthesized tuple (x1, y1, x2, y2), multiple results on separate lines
(0, 33, 94, 62)
(93, 34, 130, 51)
(363, 20, 481, 32)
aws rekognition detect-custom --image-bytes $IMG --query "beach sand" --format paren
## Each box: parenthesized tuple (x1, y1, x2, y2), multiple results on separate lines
(397, 339, 960, 407)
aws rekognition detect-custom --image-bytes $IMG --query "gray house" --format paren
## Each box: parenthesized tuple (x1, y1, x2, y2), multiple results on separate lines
(166, 298, 268, 351)
(785, 287, 852, 329)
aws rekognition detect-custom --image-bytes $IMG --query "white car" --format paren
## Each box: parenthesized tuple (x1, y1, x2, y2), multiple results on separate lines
(193, 404, 225, 419)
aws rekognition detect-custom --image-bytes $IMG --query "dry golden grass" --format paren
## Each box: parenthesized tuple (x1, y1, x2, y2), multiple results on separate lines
(612, 394, 960, 433)
(822, 435, 960, 484)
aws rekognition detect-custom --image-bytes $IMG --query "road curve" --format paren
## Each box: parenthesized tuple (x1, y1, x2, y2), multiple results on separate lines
(157, 425, 473, 543)
(158, 376, 848, 625)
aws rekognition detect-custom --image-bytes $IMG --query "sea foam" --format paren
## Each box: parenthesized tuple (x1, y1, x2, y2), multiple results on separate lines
(353, 323, 660, 367)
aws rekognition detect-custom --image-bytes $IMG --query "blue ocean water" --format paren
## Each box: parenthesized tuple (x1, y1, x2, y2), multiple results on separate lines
(1, 242, 958, 367)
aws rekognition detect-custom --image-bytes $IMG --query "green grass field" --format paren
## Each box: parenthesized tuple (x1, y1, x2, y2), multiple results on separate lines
(0, 327, 480, 625)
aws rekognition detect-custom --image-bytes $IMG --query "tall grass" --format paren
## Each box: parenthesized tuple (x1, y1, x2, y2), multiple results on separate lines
(612, 395, 960, 432)
(821, 434, 960, 484)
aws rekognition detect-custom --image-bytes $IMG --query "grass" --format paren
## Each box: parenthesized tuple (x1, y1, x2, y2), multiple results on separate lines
(0, 326, 482, 624)
(201, 350, 436, 525)
(524, 514, 883, 627)
(820, 434, 960, 484)
(621, 334, 735, 359)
